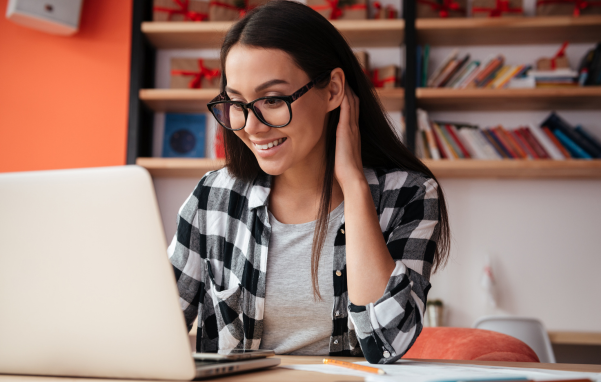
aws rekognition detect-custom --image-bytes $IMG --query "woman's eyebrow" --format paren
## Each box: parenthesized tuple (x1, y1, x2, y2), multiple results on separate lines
(225, 79, 289, 96)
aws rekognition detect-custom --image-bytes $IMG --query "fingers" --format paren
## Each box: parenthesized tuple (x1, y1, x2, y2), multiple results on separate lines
(344, 83, 360, 133)
(339, 92, 350, 130)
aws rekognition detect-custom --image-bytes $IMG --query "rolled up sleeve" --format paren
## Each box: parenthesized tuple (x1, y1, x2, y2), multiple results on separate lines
(349, 176, 440, 364)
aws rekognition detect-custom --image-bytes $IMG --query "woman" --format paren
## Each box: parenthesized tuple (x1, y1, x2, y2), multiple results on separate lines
(168, 0, 450, 364)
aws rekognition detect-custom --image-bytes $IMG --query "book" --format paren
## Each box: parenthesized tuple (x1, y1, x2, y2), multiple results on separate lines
(499, 126, 528, 159)
(432, 122, 457, 159)
(553, 130, 592, 159)
(485, 65, 512, 89)
(473, 129, 502, 159)
(422, 45, 430, 88)
(520, 127, 551, 159)
(441, 54, 470, 88)
(509, 129, 536, 159)
(489, 127, 517, 158)
(438, 124, 464, 158)
(417, 109, 441, 160)
(542, 126, 572, 159)
(162, 113, 206, 158)
(482, 129, 510, 159)
(450, 61, 480, 89)
(427, 49, 458, 87)
(457, 129, 485, 159)
(447, 124, 472, 158)
(575, 125, 601, 153)
(541, 112, 601, 158)
(432, 58, 461, 88)
(471, 55, 504, 88)
(527, 122, 566, 160)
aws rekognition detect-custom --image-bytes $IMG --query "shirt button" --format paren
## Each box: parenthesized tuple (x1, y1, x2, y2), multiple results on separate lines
(335, 310, 340, 316)
(336, 270, 342, 277)
(383, 350, 391, 358)
(340, 228, 345, 234)
(334, 340, 339, 345)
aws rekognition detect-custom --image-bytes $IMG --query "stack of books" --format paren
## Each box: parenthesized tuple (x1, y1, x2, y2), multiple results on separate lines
(421, 48, 531, 89)
(416, 110, 601, 160)
(579, 42, 601, 86)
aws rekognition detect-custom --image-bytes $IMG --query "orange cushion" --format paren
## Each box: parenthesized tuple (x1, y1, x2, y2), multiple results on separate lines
(403, 327, 540, 362)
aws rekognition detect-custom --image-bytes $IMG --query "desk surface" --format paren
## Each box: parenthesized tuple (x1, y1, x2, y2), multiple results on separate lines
(2, 356, 601, 382)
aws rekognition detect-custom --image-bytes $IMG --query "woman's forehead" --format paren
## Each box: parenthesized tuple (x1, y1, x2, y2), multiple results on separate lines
(225, 45, 309, 88)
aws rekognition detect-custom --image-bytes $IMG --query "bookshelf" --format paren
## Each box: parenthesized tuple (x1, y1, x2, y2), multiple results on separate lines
(417, 87, 601, 111)
(136, 157, 601, 179)
(126, 1, 601, 178)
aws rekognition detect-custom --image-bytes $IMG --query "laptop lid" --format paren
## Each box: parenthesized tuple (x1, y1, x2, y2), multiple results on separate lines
(0, 166, 196, 380)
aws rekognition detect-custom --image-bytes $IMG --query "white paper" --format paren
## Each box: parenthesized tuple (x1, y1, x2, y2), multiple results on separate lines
(282, 360, 601, 382)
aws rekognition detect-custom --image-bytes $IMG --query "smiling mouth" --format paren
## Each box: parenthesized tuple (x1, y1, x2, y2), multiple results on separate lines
(253, 138, 287, 151)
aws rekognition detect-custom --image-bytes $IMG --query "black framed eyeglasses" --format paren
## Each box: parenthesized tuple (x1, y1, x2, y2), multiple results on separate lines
(207, 71, 331, 131)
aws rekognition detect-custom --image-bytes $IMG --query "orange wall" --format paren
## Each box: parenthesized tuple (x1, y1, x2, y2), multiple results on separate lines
(0, 0, 133, 173)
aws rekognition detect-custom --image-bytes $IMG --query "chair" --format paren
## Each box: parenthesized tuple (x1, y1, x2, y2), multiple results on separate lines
(473, 316, 556, 363)
(403, 327, 540, 362)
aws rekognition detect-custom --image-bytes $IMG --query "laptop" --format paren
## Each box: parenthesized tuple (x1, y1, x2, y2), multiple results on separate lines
(0, 166, 280, 380)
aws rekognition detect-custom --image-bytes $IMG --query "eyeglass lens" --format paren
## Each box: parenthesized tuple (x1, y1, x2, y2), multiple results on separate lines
(212, 98, 291, 130)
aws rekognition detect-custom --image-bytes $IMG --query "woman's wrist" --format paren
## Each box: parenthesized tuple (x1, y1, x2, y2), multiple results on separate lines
(339, 171, 369, 197)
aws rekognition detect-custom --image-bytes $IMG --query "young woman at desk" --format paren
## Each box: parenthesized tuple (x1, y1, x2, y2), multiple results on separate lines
(168, 0, 450, 364)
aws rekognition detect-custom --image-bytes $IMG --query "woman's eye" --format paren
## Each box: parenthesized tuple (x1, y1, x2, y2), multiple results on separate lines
(264, 99, 284, 107)
(231, 103, 244, 111)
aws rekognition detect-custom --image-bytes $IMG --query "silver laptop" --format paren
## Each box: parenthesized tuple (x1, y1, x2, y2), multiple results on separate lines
(0, 166, 280, 380)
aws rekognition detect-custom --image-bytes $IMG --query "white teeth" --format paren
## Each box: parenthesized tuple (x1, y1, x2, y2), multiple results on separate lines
(255, 138, 285, 150)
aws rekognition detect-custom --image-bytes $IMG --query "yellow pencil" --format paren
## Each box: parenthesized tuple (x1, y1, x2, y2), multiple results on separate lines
(323, 358, 386, 375)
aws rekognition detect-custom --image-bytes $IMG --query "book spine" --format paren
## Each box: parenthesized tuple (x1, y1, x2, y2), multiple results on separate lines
(554, 130, 592, 159)
(528, 123, 565, 160)
(490, 128, 517, 158)
(542, 126, 572, 159)
(482, 129, 510, 159)
(441, 124, 465, 158)
(431, 123, 451, 160)
(474, 129, 502, 159)
(500, 126, 528, 159)
(542, 113, 601, 158)
(416, 45, 422, 89)
(575, 125, 601, 153)
(425, 130, 441, 160)
(458, 129, 482, 159)
(510, 129, 536, 159)
(448, 125, 472, 158)
(521, 127, 551, 159)
(422, 45, 430, 88)
(421, 131, 432, 159)
(433, 123, 458, 159)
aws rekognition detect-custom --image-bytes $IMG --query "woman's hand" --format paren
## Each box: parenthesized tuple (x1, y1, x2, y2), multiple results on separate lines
(335, 83, 367, 194)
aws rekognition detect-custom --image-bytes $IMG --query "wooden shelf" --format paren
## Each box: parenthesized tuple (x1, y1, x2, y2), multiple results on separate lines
(423, 159, 601, 179)
(142, 19, 404, 49)
(137, 158, 601, 179)
(139, 87, 405, 113)
(548, 331, 601, 346)
(416, 87, 601, 111)
(417, 15, 601, 46)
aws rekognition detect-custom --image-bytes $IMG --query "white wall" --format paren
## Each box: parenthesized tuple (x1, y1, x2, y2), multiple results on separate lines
(152, 0, 601, 333)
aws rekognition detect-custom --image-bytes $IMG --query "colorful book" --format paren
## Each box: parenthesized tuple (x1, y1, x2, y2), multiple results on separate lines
(475, 129, 502, 159)
(542, 126, 572, 159)
(471, 55, 505, 88)
(417, 109, 441, 160)
(520, 127, 551, 159)
(431, 123, 452, 159)
(433, 122, 459, 159)
(554, 130, 592, 159)
(440, 124, 465, 158)
(490, 127, 517, 158)
(451, 61, 480, 89)
(162, 113, 206, 158)
(482, 129, 510, 158)
(457, 129, 485, 159)
(509, 129, 535, 159)
(447, 124, 472, 158)
(428, 49, 458, 87)
(499, 126, 528, 159)
(528, 123, 565, 160)
(541, 112, 601, 158)
(441, 54, 470, 88)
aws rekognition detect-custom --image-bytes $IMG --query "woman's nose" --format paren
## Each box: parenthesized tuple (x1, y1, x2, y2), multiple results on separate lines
(244, 108, 271, 135)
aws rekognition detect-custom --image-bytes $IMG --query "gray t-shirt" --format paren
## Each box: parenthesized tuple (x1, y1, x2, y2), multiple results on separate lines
(260, 202, 344, 355)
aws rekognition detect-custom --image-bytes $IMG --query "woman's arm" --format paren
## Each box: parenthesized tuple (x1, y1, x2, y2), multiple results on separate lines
(335, 85, 440, 364)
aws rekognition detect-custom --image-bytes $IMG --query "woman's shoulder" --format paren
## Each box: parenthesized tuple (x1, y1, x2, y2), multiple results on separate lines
(363, 167, 438, 207)
(187, 167, 263, 209)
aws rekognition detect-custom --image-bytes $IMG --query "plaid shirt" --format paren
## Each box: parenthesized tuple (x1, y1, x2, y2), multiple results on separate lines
(168, 166, 440, 364)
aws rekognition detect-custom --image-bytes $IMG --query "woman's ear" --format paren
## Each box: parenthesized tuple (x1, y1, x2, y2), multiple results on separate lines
(326, 68, 345, 112)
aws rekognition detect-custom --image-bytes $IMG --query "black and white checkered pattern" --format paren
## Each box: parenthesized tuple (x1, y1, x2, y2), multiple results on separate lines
(168, 166, 440, 364)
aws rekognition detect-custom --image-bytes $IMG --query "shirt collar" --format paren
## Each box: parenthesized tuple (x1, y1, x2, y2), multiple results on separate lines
(248, 171, 272, 210)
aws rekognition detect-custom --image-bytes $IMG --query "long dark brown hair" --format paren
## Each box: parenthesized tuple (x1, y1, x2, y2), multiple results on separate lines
(218, 0, 450, 298)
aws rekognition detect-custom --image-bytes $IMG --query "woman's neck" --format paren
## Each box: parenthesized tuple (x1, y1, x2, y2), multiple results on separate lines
(269, 155, 344, 225)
